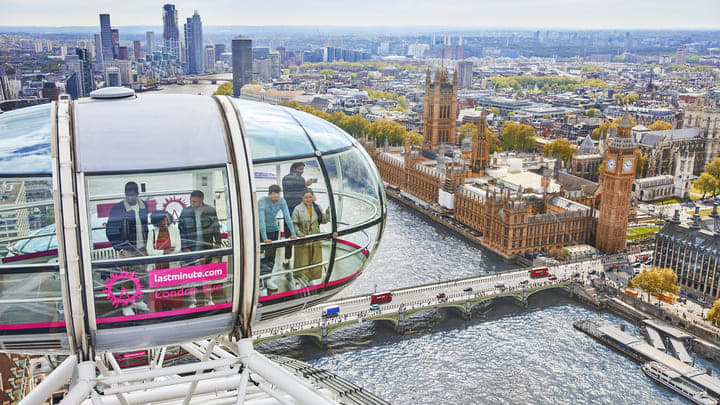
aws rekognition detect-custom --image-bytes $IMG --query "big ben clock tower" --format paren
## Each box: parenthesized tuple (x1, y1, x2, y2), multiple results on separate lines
(597, 110, 636, 253)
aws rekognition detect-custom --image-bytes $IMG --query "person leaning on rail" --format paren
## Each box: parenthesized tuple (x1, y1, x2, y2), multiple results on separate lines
(258, 184, 297, 293)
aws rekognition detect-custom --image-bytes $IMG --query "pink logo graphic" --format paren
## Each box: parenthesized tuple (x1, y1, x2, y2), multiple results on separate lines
(162, 196, 188, 221)
(103, 270, 143, 308)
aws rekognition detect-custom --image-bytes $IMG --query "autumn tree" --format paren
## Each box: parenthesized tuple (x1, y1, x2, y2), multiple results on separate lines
(631, 267, 680, 301)
(458, 123, 477, 142)
(706, 158, 720, 182)
(543, 138, 576, 167)
(634, 149, 647, 178)
(213, 82, 233, 96)
(707, 299, 720, 325)
(694, 173, 718, 198)
(648, 120, 672, 131)
(586, 108, 596, 117)
(488, 131, 502, 154)
(501, 121, 535, 151)
(406, 131, 423, 146)
(490, 107, 500, 115)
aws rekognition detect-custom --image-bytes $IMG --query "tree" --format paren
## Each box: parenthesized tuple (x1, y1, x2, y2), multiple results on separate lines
(694, 173, 718, 199)
(705, 157, 720, 183)
(339, 114, 370, 138)
(488, 131, 502, 154)
(406, 131, 423, 146)
(543, 114, 553, 119)
(490, 107, 500, 115)
(543, 138, 576, 167)
(622, 93, 639, 105)
(707, 299, 720, 326)
(648, 120, 672, 131)
(592, 121, 614, 140)
(634, 149, 647, 178)
(458, 123, 477, 142)
(586, 108, 596, 117)
(631, 267, 680, 301)
(501, 121, 535, 151)
(213, 82, 233, 96)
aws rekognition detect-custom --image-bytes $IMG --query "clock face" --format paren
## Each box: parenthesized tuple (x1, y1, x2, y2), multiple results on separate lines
(623, 159, 633, 172)
(607, 158, 616, 171)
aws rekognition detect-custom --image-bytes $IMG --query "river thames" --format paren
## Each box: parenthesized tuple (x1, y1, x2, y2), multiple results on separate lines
(161, 84, 716, 403)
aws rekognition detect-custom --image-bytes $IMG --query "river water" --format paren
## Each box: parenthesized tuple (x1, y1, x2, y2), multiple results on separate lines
(158, 85, 716, 403)
(258, 200, 720, 404)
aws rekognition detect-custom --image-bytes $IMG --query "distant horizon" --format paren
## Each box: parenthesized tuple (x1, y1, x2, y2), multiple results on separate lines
(1, 0, 719, 30)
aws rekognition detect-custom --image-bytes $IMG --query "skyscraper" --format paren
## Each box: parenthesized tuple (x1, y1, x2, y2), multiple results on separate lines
(94, 33, 104, 70)
(231, 37, 252, 97)
(455, 60, 473, 89)
(183, 11, 204, 74)
(146, 31, 155, 54)
(111, 29, 120, 59)
(205, 45, 215, 71)
(76, 48, 94, 97)
(162, 4, 180, 59)
(118, 46, 128, 60)
(99, 13, 113, 61)
(214, 44, 225, 62)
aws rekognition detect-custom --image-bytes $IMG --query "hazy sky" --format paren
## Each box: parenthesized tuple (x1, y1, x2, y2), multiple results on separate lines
(1, 0, 719, 29)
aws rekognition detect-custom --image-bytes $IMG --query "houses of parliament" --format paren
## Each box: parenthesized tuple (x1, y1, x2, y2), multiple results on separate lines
(363, 67, 635, 258)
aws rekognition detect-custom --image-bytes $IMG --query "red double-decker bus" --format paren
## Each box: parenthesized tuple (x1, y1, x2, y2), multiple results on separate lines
(529, 267, 550, 278)
(371, 291, 392, 304)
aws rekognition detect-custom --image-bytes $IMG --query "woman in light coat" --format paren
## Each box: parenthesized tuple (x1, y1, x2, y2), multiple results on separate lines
(146, 210, 183, 310)
(291, 189, 330, 284)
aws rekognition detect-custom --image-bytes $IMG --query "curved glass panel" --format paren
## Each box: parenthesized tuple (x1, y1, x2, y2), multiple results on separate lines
(233, 99, 315, 161)
(285, 108, 353, 152)
(328, 226, 378, 284)
(84, 167, 235, 329)
(0, 176, 64, 335)
(324, 147, 382, 232)
(254, 158, 333, 299)
(0, 104, 51, 175)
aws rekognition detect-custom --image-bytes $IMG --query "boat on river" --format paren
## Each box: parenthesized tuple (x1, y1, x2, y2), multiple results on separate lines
(641, 362, 717, 405)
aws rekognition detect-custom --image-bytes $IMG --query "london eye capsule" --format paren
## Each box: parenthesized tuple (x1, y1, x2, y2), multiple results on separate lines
(0, 90, 386, 355)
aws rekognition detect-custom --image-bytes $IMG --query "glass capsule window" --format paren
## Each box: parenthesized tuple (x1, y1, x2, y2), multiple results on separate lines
(254, 158, 333, 297)
(0, 177, 64, 334)
(83, 167, 235, 328)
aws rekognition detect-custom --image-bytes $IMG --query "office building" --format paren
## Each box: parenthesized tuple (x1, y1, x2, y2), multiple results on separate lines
(232, 37, 252, 97)
(163, 4, 180, 59)
(105, 67, 121, 87)
(214, 44, 225, 61)
(76, 48, 94, 97)
(103, 60, 131, 85)
(94, 34, 104, 71)
(118, 46, 128, 60)
(146, 31, 155, 55)
(253, 59, 271, 82)
(99, 13, 114, 61)
(269, 51, 280, 79)
(65, 72, 81, 100)
(183, 11, 204, 74)
(111, 29, 120, 59)
(655, 207, 720, 300)
(252, 47, 270, 60)
(205, 46, 215, 71)
(456, 60, 473, 89)
(63, 55, 85, 97)
(133, 41, 142, 59)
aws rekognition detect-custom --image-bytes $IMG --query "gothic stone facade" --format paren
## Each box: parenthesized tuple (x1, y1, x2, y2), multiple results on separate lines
(423, 68, 458, 150)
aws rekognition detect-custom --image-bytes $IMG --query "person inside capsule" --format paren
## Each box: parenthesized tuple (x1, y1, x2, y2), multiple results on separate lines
(258, 184, 296, 293)
(178, 190, 222, 257)
(291, 188, 330, 286)
(105, 181, 150, 258)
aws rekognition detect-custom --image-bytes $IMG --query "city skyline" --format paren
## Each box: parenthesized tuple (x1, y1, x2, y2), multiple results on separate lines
(1, 0, 719, 29)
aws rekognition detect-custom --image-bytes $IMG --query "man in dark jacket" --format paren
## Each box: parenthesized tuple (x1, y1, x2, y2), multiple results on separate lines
(105, 181, 150, 256)
(178, 190, 222, 252)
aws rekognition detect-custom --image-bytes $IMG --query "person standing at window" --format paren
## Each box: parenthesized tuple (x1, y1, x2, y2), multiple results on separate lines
(259, 184, 297, 292)
(106, 181, 150, 258)
(291, 188, 329, 285)
(282, 162, 317, 266)
(179, 190, 222, 253)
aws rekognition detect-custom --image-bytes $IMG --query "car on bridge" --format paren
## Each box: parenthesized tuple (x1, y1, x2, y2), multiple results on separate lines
(436, 293, 447, 301)
(370, 304, 380, 311)
(463, 287, 473, 292)
(548, 275, 557, 281)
